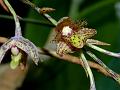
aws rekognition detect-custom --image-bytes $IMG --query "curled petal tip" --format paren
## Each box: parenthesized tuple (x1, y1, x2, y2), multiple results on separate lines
(35, 62, 38, 66)
(86, 39, 110, 46)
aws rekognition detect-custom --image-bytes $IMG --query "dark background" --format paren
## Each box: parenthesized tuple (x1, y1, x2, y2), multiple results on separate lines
(0, 0, 120, 90)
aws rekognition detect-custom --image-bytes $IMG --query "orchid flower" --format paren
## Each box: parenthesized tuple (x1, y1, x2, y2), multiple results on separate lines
(0, 0, 41, 69)
(18, 0, 120, 89)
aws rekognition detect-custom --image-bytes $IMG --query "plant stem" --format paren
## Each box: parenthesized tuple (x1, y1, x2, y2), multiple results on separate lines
(3, 0, 22, 36)
(0, 15, 54, 27)
(21, 0, 58, 26)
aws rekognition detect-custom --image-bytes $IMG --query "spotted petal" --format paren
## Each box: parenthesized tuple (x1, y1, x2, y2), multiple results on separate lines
(56, 41, 73, 55)
(78, 28, 97, 39)
(68, 28, 97, 48)
(15, 37, 40, 65)
(69, 34, 85, 48)
(0, 39, 14, 63)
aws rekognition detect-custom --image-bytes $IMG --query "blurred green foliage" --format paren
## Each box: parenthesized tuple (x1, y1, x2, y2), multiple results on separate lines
(20, 0, 120, 90)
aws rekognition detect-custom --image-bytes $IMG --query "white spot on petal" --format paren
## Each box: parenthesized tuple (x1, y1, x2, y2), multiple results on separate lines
(62, 26, 72, 36)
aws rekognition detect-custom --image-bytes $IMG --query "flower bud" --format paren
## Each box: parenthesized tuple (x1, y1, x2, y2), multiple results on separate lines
(11, 46, 19, 56)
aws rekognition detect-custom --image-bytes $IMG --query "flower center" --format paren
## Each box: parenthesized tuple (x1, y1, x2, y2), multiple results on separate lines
(62, 26, 72, 36)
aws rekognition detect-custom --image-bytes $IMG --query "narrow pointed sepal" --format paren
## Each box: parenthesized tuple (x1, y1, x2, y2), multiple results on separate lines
(86, 39, 110, 46)
(86, 50, 120, 85)
(86, 43, 120, 58)
(0, 39, 13, 63)
(80, 52, 96, 90)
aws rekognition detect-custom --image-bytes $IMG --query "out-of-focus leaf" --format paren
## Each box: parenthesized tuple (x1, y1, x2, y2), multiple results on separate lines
(0, 0, 8, 12)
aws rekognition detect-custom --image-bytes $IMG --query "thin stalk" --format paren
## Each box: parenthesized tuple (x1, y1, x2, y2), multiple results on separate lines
(3, 0, 22, 36)
(35, 7, 57, 26)
(0, 15, 54, 26)
(86, 50, 120, 84)
(80, 51, 96, 90)
(44, 14, 57, 26)
(86, 43, 120, 58)
(21, 0, 57, 26)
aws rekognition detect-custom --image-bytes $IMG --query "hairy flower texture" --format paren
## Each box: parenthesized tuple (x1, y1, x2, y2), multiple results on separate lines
(55, 17, 97, 55)
(0, 0, 40, 69)
(54, 17, 120, 90)
(55, 17, 111, 55)
(54, 17, 97, 90)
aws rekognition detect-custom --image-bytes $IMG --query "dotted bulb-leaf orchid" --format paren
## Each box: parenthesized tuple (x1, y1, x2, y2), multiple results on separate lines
(55, 17, 98, 55)
(0, 0, 41, 69)
(54, 17, 120, 90)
